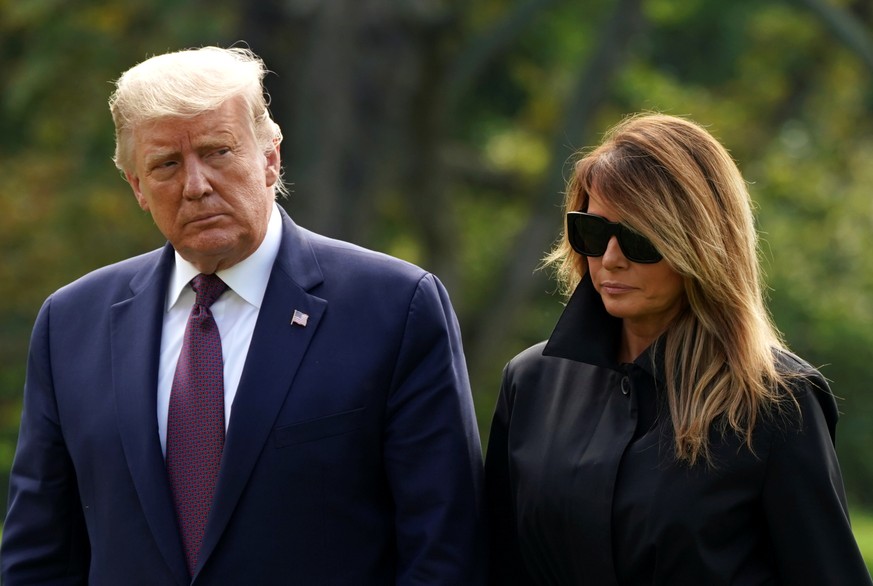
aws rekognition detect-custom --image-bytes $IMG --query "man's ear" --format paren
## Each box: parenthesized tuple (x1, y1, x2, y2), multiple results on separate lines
(265, 142, 281, 188)
(125, 171, 150, 212)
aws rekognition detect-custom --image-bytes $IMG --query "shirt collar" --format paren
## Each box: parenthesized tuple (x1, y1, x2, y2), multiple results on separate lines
(542, 272, 664, 379)
(166, 203, 283, 311)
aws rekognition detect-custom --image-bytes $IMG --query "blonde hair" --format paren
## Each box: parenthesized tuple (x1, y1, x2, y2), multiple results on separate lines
(109, 46, 285, 194)
(546, 113, 794, 465)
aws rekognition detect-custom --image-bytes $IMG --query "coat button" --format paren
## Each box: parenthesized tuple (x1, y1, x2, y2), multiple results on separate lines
(621, 377, 630, 395)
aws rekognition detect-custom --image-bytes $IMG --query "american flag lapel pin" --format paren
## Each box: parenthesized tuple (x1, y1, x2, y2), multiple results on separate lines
(291, 309, 309, 327)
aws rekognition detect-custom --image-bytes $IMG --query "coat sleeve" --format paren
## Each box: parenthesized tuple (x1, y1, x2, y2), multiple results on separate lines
(761, 368, 873, 585)
(484, 365, 537, 586)
(382, 273, 487, 585)
(1, 297, 91, 585)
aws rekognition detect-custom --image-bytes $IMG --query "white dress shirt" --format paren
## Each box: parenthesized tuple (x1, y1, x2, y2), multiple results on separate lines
(156, 204, 282, 455)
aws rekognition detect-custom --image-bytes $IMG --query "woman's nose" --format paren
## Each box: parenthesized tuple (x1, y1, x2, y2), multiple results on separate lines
(600, 235, 628, 268)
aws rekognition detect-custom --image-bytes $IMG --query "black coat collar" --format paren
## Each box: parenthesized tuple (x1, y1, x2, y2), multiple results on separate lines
(542, 272, 665, 381)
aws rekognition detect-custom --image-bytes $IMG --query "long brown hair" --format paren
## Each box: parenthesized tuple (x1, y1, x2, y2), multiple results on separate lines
(546, 113, 794, 465)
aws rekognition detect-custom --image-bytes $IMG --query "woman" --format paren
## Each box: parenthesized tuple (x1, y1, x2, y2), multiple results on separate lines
(485, 113, 871, 585)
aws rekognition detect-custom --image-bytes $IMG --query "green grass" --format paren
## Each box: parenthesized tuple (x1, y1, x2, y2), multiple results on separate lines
(854, 508, 873, 575)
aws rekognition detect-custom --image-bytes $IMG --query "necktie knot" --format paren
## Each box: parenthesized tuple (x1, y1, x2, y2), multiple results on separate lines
(192, 273, 227, 308)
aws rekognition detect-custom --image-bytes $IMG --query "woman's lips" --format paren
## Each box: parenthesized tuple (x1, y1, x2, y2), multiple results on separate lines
(599, 281, 634, 295)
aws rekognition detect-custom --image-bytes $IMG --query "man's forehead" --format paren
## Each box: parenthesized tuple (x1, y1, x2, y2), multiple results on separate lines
(134, 109, 247, 152)
(137, 98, 248, 135)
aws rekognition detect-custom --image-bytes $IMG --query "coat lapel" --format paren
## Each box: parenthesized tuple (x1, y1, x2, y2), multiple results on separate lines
(110, 245, 190, 585)
(195, 209, 326, 576)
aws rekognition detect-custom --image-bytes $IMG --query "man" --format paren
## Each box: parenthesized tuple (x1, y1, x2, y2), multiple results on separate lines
(1, 46, 486, 585)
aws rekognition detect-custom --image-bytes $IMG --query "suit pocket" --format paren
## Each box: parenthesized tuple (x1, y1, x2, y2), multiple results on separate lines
(273, 407, 364, 448)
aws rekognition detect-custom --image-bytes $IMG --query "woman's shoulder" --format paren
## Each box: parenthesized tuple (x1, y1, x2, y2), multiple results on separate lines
(501, 340, 616, 402)
(503, 340, 594, 382)
(773, 347, 820, 376)
(770, 347, 838, 443)
(772, 348, 832, 398)
(502, 342, 552, 385)
(506, 341, 550, 369)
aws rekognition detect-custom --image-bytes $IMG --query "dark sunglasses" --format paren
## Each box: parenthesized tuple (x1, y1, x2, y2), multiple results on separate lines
(567, 212, 663, 264)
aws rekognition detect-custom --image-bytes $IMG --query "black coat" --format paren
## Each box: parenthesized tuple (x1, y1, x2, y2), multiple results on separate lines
(485, 275, 872, 585)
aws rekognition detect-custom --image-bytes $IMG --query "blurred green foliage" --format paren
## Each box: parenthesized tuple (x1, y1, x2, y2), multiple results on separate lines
(1, 0, 872, 518)
(854, 509, 873, 574)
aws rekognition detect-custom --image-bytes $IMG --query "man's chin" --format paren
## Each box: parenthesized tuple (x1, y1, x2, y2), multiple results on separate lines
(177, 243, 233, 270)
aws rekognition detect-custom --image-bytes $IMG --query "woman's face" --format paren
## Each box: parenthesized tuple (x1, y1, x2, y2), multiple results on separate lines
(585, 192, 686, 339)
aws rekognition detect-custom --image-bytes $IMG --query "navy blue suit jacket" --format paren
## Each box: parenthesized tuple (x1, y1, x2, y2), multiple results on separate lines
(1, 208, 486, 585)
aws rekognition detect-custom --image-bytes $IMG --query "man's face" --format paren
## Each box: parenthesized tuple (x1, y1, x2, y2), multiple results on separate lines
(126, 97, 280, 274)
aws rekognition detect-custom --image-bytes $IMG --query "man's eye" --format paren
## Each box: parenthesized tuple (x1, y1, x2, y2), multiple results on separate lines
(147, 160, 178, 177)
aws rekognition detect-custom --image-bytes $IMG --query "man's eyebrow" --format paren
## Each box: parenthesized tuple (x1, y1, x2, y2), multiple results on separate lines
(142, 149, 178, 165)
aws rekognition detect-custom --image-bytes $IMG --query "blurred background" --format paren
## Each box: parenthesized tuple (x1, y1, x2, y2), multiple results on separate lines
(1, 0, 872, 560)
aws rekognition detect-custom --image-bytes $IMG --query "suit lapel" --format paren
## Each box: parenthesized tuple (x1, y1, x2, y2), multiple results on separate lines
(195, 209, 326, 576)
(111, 245, 190, 585)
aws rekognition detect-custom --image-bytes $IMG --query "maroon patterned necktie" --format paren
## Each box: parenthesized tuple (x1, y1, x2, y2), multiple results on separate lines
(166, 273, 228, 575)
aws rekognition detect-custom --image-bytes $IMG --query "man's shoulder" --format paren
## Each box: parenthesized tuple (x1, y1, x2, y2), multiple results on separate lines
(301, 228, 428, 283)
(52, 247, 166, 301)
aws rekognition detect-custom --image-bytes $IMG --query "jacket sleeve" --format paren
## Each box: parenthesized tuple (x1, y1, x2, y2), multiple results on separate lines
(484, 366, 537, 586)
(1, 297, 91, 585)
(382, 273, 487, 585)
(761, 368, 873, 585)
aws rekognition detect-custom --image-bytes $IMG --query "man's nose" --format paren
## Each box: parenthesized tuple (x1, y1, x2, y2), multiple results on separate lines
(182, 159, 212, 199)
